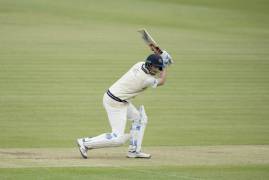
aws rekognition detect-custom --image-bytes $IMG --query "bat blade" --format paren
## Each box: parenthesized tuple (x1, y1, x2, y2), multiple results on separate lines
(138, 29, 157, 46)
(138, 28, 163, 55)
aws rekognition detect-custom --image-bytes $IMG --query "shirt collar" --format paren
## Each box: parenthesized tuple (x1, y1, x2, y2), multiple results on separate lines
(141, 64, 150, 74)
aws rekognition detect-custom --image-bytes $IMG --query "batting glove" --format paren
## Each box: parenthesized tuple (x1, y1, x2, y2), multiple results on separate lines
(161, 50, 173, 67)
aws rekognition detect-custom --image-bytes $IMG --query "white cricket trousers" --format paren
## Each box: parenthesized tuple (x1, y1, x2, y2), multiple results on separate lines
(103, 93, 140, 136)
(82, 93, 141, 149)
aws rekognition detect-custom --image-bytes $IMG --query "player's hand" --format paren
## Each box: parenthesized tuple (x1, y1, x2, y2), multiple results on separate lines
(161, 50, 173, 67)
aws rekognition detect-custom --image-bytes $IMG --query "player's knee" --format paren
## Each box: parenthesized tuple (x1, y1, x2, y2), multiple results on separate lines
(116, 134, 130, 145)
(132, 105, 148, 124)
(107, 133, 129, 146)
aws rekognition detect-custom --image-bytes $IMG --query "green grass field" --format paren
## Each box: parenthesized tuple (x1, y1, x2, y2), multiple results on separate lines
(1, 0, 269, 179)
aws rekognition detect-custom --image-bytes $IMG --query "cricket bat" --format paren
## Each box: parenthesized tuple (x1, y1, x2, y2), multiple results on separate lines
(138, 28, 163, 55)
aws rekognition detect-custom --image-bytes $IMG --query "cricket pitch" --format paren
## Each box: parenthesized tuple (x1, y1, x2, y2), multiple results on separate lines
(0, 145, 268, 168)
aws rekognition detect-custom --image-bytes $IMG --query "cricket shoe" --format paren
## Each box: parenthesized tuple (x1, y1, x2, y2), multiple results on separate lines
(127, 151, 151, 159)
(76, 138, 88, 159)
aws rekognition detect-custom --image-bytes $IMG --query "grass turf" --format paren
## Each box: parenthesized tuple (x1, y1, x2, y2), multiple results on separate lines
(0, 165, 269, 180)
(0, 0, 268, 148)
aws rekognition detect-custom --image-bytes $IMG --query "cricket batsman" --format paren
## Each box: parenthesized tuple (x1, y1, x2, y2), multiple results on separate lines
(77, 50, 172, 159)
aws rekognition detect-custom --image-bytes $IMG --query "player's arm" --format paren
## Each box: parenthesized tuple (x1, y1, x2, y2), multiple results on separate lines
(157, 50, 172, 86)
(157, 67, 167, 86)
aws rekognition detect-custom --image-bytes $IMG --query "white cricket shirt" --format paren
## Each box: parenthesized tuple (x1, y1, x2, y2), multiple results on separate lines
(109, 62, 158, 101)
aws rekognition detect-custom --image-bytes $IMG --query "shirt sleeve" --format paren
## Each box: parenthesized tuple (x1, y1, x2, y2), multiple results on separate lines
(144, 77, 158, 88)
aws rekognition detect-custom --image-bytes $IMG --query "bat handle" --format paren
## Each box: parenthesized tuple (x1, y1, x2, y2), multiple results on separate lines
(149, 44, 163, 55)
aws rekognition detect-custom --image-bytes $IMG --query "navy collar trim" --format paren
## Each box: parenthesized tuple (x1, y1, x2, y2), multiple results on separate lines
(141, 64, 149, 74)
